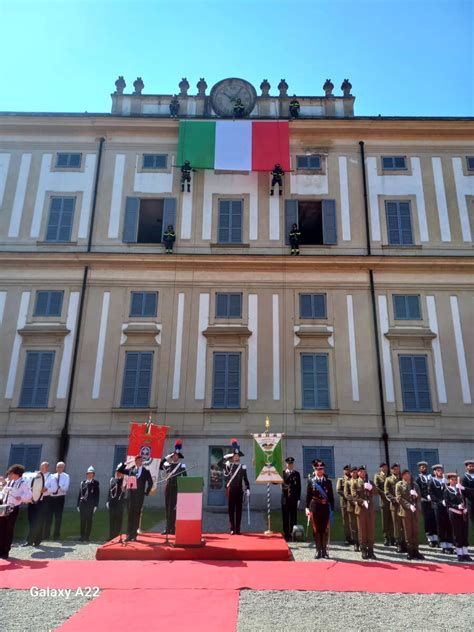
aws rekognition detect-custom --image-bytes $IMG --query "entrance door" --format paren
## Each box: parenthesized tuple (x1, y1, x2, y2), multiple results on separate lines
(208, 446, 228, 506)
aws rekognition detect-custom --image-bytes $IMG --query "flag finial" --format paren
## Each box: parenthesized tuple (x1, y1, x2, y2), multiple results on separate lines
(265, 416, 270, 434)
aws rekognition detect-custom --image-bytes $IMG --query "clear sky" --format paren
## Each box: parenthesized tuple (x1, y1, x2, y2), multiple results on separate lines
(0, 0, 472, 116)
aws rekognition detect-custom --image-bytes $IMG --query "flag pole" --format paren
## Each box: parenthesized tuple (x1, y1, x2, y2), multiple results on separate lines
(264, 415, 273, 535)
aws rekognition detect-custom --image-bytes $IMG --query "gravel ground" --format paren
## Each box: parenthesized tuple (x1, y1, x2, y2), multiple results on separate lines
(0, 590, 97, 632)
(7, 540, 100, 561)
(237, 591, 474, 631)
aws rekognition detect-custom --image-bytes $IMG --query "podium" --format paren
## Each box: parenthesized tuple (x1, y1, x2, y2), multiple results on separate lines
(175, 476, 204, 546)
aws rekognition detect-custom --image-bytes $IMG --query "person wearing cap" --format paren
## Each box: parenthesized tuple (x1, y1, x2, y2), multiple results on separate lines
(281, 457, 301, 541)
(444, 472, 471, 562)
(221, 439, 250, 535)
(336, 465, 352, 546)
(344, 466, 360, 552)
(384, 463, 406, 553)
(122, 454, 153, 542)
(77, 466, 100, 542)
(44, 461, 70, 540)
(0, 464, 33, 559)
(351, 465, 381, 560)
(461, 459, 474, 526)
(306, 460, 334, 559)
(160, 440, 187, 535)
(374, 463, 393, 546)
(415, 461, 438, 548)
(395, 469, 424, 560)
(429, 464, 454, 554)
(106, 463, 127, 540)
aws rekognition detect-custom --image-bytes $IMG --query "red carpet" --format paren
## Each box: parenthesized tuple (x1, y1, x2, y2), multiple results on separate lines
(95, 532, 291, 561)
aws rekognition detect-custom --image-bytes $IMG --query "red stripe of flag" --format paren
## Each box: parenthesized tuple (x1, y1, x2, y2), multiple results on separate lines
(251, 121, 290, 171)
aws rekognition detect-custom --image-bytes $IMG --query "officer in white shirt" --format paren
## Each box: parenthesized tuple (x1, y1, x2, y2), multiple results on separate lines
(0, 464, 33, 559)
(44, 461, 70, 540)
(23, 461, 51, 547)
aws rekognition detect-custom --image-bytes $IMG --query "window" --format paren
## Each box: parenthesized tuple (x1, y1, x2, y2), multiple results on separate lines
(285, 199, 337, 246)
(55, 153, 82, 169)
(385, 201, 414, 245)
(215, 293, 242, 318)
(130, 292, 158, 317)
(34, 291, 64, 317)
(142, 154, 167, 169)
(19, 351, 55, 408)
(300, 294, 327, 319)
(399, 355, 432, 412)
(301, 353, 330, 409)
(218, 200, 243, 244)
(393, 295, 421, 320)
(303, 446, 335, 479)
(8, 444, 42, 470)
(467, 156, 474, 171)
(120, 351, 153, 408)
(112, 445, 127, 476)
(296, 155, 321, 170)
(212, 352, 241, 408)
(123, 197, 176, 244)
(46, 197, 75, 242)
(382, 156, 407, 170)
(407, 448, 439, 476)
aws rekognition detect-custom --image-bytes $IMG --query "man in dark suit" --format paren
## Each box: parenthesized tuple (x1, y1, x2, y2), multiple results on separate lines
(281, 457, 301, 541)
(122, 455, 153, 542)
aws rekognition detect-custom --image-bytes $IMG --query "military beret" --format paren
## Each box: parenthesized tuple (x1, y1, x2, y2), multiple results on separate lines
(464, 460, 474, 466)
(285, 457, 295, 464)
(431, 464, 444, 471)
(417, 461, 428, 467)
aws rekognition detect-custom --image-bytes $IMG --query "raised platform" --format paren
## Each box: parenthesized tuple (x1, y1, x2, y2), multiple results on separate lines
(95, 532, 291, 561)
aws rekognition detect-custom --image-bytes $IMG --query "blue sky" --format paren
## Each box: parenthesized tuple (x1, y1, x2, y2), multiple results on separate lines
(0, 0, 472, 116)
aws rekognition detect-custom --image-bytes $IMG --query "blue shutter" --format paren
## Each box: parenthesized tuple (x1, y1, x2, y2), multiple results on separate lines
(399, 355, 431, 412)
(58, 197, 74, 242)
(121, 351, 153, 408)
(226, 353, 241, 407)
(35, 352, 55, 407)
(300, 295, 313, 318)
(46, 197, 62, 241)
(162, 197, 177, 240)
(48, 291, 64, 316)
(121, 352, 139, 406)
(285, 199, 298, 245)
(143, 293, 157, 317)
(399, 202, 413, 245)
(301, 354, 329, 409)
(393, 295, 407, 319)
(9, 445, 25, 466)
(229, 294, 242, 318)
(123, 197, 140, 243)
(19, 351, 55, 408)
(230, 200, 243, 244)
(130, 292, 144, 316)
(394, 156, 406, 169)
(136, 352, 153, 407)
(313, 294, 326, 318)
(113, 445, 128, 476)
(303, 446, 335, 479)
(212, 353, 240, 408)
(407, 448, 439, 476)
(34, 292, 49, 316)
(315, 354, 330, 409)
(301, 354, 316, 408)
(218, 201, 231, 243)
(386, 202, 400, 245)
(309, 155, 321, 169)
(24, 446, 42, 471)
(382, 157, 393, 170)
(216, 293, 228, 318)
(322, 199, 337, 244)
(212, 353, 227, 407)
(407, 295, 421, 319)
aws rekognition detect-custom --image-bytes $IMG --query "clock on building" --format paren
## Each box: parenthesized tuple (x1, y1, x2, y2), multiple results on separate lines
(210, 78, 257, 117)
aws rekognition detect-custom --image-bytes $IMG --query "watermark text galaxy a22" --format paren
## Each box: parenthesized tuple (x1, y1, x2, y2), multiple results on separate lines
(30, 587, 100, 598)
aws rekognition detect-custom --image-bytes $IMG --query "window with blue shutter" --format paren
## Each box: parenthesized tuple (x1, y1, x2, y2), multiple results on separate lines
(322, 199, 337, 244)
(393, 294, 421, 320)
(56, 153, 82, 169)
(120, 352, 153, 408)
(303, 446, 335, 479)
(215, 293, 242, 318)
(19, 351, 55, 408)
(382, 156, 407, 170)
(34, 291, 64, 317)
(399, 355, 432, 412)
(212, 352, 241, 408)
(130, 292, 158, 317)
(285, 199, 298, 245)
(161, 197, 177, 241)
(296, 155, 321, 170)
(218, 200, 243, 244)
(46, 197, 75, 242)
(299, 294, 327, 319)
(407, 448, 440, 476)
(301, 353, 330, 409)
(112, 445, 128, 476)
(467, 156, 474, 171)
(8, 444, 42, 470)
(385, 201, 414, 245)
(142, 154, 168, 169)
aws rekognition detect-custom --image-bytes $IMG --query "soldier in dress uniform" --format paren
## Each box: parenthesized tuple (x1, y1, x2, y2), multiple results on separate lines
(429, 464, 454, 554)
(160, 440, 187, 535)
(444, 472, 471, 562)
(344, 466, 360, 551)
(106, 463, 127, 540)
(415, 461, 438, 547)
(76, 466, 100, 542)
(306, 461, 334, 559)
(461, 459, 474, 526)
(351, 465, 380, 560)
(289, 95, 300, 118)
(374, 462, 393, 546)
(221, 439, 250, 535)
(384, 463, 406, 552)
(395, 469, 424, 560)
(336, 465, 352, 545)
(270, 163, 285, 196)
(281, 457, 301, 541)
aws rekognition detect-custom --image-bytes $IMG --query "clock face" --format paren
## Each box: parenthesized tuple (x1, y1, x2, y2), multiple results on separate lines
(210, 78, 257, 117)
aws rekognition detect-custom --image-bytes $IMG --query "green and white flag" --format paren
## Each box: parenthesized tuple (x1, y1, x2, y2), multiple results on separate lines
(253, 433, 283, 484)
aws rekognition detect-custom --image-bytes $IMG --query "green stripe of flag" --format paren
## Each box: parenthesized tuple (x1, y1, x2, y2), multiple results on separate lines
(177, 121, 216, 169)
(177, 476, 203, 493)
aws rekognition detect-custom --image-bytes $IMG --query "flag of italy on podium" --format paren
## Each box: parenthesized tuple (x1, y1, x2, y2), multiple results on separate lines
(177, 120, 290, 171)
(175, 476, 204, 546)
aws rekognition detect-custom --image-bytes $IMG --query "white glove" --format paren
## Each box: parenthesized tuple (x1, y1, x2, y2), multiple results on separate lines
(305, 508, 311, 517)
(106, 502, 109, 509)
(93, 507, 97, 513)
(410, 490, 418, 497)
(456, 484, 465, 491)
(77, 507, 80, 512)
(364, 482, 372, 491)
(297, 500, 300, 509)
(410, 504, 416, 513)
(225, 460, 230, 467)
(427, 495, 431, 501)
(245, 489, 250, 497)
(458, 504, 464, 510)
(363, 500, 369, 509)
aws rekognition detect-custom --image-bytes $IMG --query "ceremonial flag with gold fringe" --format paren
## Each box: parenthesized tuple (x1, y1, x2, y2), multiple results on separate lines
(126, 421, 169, 487)
(253, 433, 284, 484)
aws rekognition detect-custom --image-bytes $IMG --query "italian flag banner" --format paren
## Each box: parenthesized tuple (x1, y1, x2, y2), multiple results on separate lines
(126, 421, 169, 488)
(175, 476, 204, 546)
(253, 433, 284, 484)
(177, 120, 290, 171)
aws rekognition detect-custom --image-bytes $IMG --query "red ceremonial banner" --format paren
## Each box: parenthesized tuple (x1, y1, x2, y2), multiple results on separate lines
(127, 422, 168, 459)
(251, 121, 291, 171)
